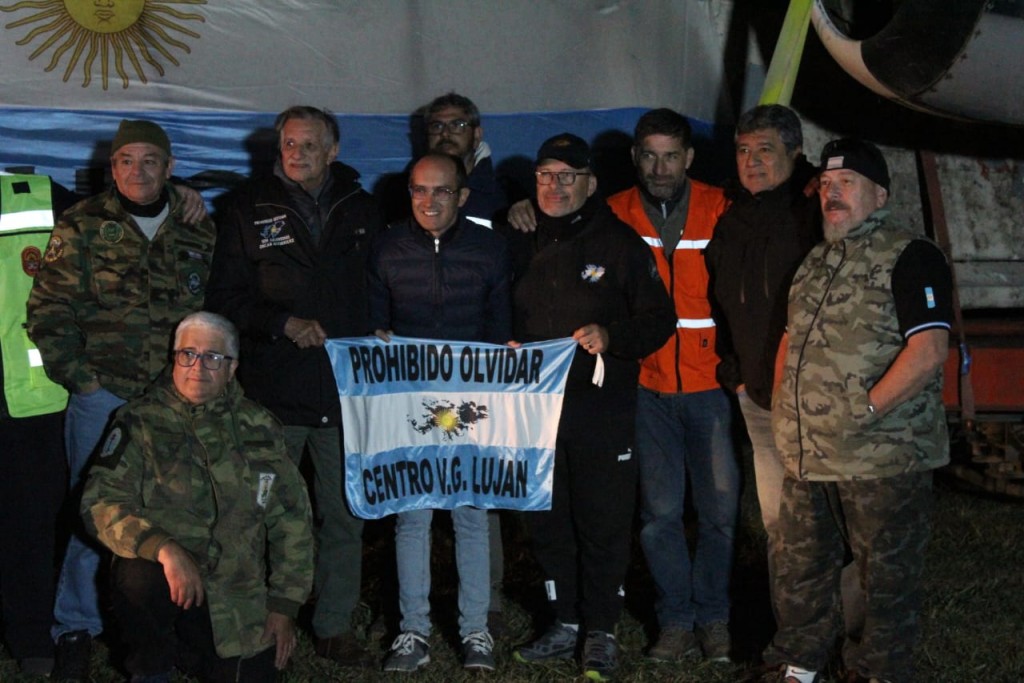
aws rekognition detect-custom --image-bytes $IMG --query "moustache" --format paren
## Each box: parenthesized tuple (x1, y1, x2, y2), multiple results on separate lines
(824, 200, 849, 211)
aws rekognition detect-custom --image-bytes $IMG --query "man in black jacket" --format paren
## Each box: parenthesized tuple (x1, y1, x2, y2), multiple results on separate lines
(503, 133, 675, 682)
(370, 152, 511, 673)
(705, 105, 819, 559)
(705, 106, 862, 652)
(205, 106, 382, 668)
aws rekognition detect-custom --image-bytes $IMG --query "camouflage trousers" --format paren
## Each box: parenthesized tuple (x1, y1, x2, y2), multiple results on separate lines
(764, 470, 933, 682)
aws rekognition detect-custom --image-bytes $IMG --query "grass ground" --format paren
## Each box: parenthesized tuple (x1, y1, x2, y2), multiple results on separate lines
(2, 467, 1021, 682)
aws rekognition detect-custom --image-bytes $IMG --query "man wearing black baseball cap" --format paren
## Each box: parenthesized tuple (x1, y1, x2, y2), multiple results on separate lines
(504, 133, 675, 681)
(760, 138, 953, 683)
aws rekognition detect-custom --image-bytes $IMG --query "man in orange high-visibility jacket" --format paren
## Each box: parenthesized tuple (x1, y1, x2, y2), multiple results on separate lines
(607, 109, 739, 665)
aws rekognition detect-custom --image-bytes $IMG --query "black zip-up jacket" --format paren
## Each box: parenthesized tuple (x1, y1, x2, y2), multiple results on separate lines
(704, 157, 821, 410)
(206, 162, 383, 426)
(367, 215, 512, 343)
(500, 195, 675, 402)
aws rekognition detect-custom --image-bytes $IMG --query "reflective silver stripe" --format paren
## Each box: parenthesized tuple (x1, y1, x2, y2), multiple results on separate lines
(641, 236, 709, 250)
(0, 209, 54, 233)
(466, 216, 493, 229)
(676, 318, 715, 329)
(28, 348, 44, 367)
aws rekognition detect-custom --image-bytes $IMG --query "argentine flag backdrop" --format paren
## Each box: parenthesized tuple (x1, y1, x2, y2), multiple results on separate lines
(0, 2, 736, 197)
(326, 336, 577, 520)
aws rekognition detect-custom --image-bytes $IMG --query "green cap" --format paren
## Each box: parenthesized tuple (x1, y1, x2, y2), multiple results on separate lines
(112, 119, 171, 156)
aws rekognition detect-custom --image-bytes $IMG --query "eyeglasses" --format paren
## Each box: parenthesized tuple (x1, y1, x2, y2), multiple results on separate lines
(426, 119, 472, 135)
(535, 170, 591, 186)
(409, 185, 458, 202)
(174, 349, 234, 371)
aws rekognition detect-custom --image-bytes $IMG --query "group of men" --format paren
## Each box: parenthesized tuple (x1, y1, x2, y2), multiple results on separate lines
(0, 91, 951, 683)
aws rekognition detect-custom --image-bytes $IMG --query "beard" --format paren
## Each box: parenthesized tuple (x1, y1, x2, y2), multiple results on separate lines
(824, 223, 845, 243)
(823, 200, 851, 243)
(641, 174, 684, 200)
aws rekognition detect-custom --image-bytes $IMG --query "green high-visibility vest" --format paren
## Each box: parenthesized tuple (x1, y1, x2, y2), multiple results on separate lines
(0, 173, 68, 418)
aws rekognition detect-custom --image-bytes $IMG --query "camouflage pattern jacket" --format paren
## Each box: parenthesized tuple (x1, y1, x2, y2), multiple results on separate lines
(772, 211, 949, 481)
(82, 376, 314, 659)
(27, 187, 216, 398)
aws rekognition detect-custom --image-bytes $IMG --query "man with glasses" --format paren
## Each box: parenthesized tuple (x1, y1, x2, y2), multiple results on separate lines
(506, 112, 740, 664)
(368, 151, 511, 673)
(27, 119, 216, 682)
(205, 105, 383, 668)
(81, 312, 313, 683)
(504, 133, 675, 682)
(423, 92, 507, 228)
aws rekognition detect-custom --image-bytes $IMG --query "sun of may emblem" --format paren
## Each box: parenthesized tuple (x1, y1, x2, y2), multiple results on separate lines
(410, 399, 489, 441)
(0, 0, 207, 90)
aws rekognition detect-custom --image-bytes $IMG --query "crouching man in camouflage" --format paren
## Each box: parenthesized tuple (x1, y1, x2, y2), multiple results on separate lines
(760, 139, 952, 683)
(81, 312, 314, 683)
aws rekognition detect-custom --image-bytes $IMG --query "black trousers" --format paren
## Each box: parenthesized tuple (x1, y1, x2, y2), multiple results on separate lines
(525, 395, 638, 633)
(111, 557, 277, 683)
(0, 411, 66, 660)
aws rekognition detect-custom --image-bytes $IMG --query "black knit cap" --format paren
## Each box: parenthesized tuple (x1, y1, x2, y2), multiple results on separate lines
(820, 138, 889, 192)
(536, 132, 591, 169)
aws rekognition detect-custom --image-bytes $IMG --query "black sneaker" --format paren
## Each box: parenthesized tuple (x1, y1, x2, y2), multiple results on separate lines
(462, 630, 496, 671)
(582, 630, 618, 682)
(52, 630, 92, 683)
(513, 621, 578, 663)
(382, 631, 431, 673)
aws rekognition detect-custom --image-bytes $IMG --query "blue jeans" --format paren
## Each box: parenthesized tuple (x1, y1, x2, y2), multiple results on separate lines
(738, 391, 785, 585)
(282, 425, 364, 639)
(395, 506, 489, 638)
(53, 387, 126, 640)
(637, 387, 739, 629)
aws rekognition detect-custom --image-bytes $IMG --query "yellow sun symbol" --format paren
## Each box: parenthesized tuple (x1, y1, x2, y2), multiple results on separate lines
(0, 0, 207, 90)
(436, 409, 459, 434)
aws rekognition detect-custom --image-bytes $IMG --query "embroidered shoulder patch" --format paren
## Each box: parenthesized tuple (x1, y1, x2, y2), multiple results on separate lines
(44, 235, 64, 263)
(94, 425, 127, 469)
(256, 472, 277, 509)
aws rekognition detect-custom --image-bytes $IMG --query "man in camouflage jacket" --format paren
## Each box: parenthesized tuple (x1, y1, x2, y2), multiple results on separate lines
(761, 140, 952, 683)
(26, 119, 217, 681)
(82, 312, 313, 682)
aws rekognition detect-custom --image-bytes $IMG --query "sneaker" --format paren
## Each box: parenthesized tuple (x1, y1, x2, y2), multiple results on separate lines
(462, 630, 496, 671)
(513, 621, 578, 663)
(743, 664, 819, 683)
(315, 631, 376, 668)
(646, 626, 698, 662)
(697, 621, 731, 662)
(582, 630, 618, 681)
(52, 630, 91, 683)
(383, 631, 430, 673)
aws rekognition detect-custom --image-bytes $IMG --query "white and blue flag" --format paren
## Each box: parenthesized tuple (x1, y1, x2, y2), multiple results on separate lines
(326, 336, 577, 520)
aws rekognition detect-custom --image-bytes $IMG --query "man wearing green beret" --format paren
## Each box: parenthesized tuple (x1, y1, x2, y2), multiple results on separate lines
(27, 118, 216, 682)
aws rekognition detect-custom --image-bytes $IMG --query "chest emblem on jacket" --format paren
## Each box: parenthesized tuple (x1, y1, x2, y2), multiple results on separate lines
(256, 472, 277, 509)
(101, 221, 124, 244)
(581, 264, 606, 283)
(256, 215, 294, 250)
(21, 246, 42, 277)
